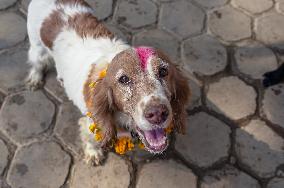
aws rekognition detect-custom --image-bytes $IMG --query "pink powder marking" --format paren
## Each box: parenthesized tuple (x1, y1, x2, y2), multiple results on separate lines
(135, 46, 156, 71)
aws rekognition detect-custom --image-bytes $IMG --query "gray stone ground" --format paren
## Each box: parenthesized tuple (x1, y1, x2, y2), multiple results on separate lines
(0, 0, 283, 187)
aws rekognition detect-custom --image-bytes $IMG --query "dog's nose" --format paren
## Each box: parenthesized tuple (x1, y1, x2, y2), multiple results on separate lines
(144, 104, 169, 125)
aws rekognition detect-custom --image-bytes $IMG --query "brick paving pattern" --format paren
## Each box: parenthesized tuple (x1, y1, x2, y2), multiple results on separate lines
(0, 0, 283, 187)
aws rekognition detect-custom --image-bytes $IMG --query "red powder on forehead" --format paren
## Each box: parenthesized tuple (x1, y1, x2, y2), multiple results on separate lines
(135, 46, 156, 71)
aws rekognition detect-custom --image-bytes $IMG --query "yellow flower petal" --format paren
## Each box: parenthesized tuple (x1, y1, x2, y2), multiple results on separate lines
(89, 123, 97, 133)
(99, 68, 107, 79)
(86, 112, 92, 118)
(138, 142, 145, 149)
(88, 82, 96, 88)
(95, 132, 103, 141)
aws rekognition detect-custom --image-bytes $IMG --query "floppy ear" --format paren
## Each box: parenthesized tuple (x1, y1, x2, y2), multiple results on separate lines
(156, 50, 191, 134)
(83, 68, 116, 148)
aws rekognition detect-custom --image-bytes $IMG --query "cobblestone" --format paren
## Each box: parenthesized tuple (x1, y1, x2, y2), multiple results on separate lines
(182, 34, 227, 76)
(201, 165, 260, 188)
(194, 0, 228, 9)
(71, 154, 130, 188)
(262, 84, 284, 129)
(0, 139, 8, 174)
(0, 0, 17, 10)
(267, 178, 284, 188)
(234, 41, 278, 79)
(176, 112, 231, 168)
(0, 12, 26, 50)
(137, 160, 197, 188)
(86, 0, 113, 20)
(206, 76, 256, 120)
(7, 141, 71, 188)
(209, 6, 251, 41)
(233, 0, 273, 14)
(0, 91, 55, 143)
(235, 119, 284, 178)
(159, 0, 205, 39)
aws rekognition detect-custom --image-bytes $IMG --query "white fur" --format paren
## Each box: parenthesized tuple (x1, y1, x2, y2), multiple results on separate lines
(27, 0, 129, 164)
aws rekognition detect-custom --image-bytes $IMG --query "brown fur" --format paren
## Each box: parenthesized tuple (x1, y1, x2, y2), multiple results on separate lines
(156, 50, 191, 134)
(68, 13, 114, 39)
(40, 10, 64, 49)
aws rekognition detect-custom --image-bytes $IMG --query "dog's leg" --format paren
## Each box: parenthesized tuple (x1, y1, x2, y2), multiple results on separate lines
(79, 117, 105, 165)
(26, 43, 52, 91)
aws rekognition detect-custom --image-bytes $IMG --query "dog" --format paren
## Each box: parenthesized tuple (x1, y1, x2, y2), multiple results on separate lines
(26, 0, 190, 164)
(263, 63, 284, 87)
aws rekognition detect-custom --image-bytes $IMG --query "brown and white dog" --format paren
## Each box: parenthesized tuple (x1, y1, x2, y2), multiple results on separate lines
(26, 0, 190, 164)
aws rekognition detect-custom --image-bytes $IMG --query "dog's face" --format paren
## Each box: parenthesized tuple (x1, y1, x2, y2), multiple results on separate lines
(88, 47, 190, 154)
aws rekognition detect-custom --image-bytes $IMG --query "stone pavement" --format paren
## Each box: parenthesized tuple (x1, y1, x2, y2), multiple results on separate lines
(0, 0, 284, 187)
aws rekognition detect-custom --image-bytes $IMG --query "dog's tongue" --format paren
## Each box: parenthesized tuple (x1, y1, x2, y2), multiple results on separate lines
(144, 128, 166, 147)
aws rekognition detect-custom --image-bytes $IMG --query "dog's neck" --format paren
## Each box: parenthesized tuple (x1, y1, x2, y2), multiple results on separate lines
(51, 29, 130, 113)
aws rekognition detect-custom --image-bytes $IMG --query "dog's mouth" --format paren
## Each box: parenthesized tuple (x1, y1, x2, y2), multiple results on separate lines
(136, 127, 169, 154)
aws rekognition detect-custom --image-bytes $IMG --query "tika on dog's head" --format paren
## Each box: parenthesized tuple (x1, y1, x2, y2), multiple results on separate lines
(85, 47, 190, 154)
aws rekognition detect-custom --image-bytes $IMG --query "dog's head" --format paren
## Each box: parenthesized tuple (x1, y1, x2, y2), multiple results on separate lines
(86, 47, 190, 153)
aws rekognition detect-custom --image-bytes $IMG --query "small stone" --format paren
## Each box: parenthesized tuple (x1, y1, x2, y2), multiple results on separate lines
(209, 6, 251, 41)
(0, 0, 17, 10)
(176, 112, 231, 168)
(114, 0, 157, 29)
(137, 160, 197, 188)
(262, 84, 284, 129)
(0, 91, 55, 143)
(85, 0, 113, 20)
(201, 165, 260, 188)
(133, 29, 179, 60)
(234, 41, 278, 79)
(267, 178, 284, 188)
(159, 0, 205, 39)
(0, 48, 29, 92)
(0, 139, 9, 174)
(0, 13, 27, 49)
(7, 141, 71, 188)
(54, 102, 83, 156)
(195, 0, 228, 9)
(44, 70, 69, 102)
(256, 12, 284, 50)
(233, 0, 273, 14)
(235, 119, 284, 178)
(206, 76, 256, 120)
(182, 34, 227, 76)
(71, 153, 130, 188)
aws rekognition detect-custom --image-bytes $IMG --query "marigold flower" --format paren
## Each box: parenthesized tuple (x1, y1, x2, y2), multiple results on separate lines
(114, 137, 134, 155)
(88, 81, 96, 88)
(94, 131, 103, 141)
(138, 141, 145, 149)
(89, 123, 97, 133)
(86, 112, 92, 118)
(99, 68, 107, 79)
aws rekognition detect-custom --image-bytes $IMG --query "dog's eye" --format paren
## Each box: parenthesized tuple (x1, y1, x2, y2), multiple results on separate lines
(119, 75, 130, 84)
(159, 67, 168, 78)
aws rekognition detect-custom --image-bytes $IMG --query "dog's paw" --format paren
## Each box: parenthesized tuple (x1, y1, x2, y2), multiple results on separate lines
(26, 72, 44, 91)
(84, 147, 105, 166)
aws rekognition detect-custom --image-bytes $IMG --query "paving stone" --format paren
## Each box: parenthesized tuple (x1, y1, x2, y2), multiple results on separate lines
(233, 0, 273, 14)
(201, 165, 260, 188)
(277, 0, 284, 14)
(159, 0, 205, 40)
(256, 12, 284, 50)
(133, 29, 179, 60)
(137, 160, 197, 188)
(86, 0, 113, 20)
(0, 48, 29, 93)
(182, 34, 227, 76)
(0, 91, 55, 143)
(71, 153, 130, 188)
(20, 0, 31, 14)
(262, 84, 284, 129)
(0, 139, 9, 174)
(176, 112, 231, 168)
(206, 76, 256, 120)
(209, 6, 251, 41)
(44, 70, 69, 102)
(105, 23, 130, 42)
(234, 41, 278, 79)
(194, 0, 228, 9)
(0, 0, 17, 10)
(7, 141, 71, 188)
(115, 0, 157, 29)
(54, 102, 83, 156)
(0, 178, 10, 188)
(187, 75, 202, 110)
(267, 178, 284, 188)
(0, 12, 27, 49)
(153, 0, 172, 2)
(235, 119, 284, 178)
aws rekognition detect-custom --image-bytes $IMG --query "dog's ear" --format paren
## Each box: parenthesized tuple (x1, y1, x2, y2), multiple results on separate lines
(84, 70, 116, 148)
(156, 50, 191, 134)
